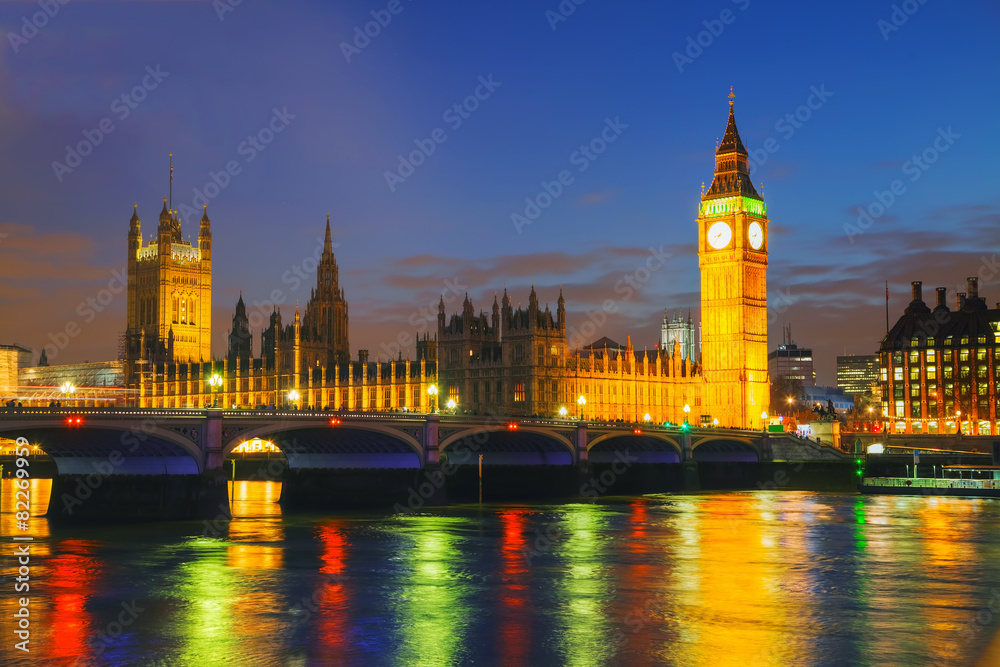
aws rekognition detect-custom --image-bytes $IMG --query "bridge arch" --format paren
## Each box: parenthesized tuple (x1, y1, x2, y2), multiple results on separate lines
(0, 421, 205, 474)
(587, 432, 683, 463)
(225, 422, 424, 469)
(691, 436, 760, 462)
(439, 426, 575, 465)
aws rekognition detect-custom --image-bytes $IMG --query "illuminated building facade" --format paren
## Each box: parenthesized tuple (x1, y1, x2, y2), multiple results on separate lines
(130, 95, 767, 426)
(437, 292, 702, 422)
(125, 194, 212, 382)
(134, 218, 431, 410)
(660, 310, 699, 362)
(879, 279, 1000, 434)
(836, 354, 879, 395)
(697, 92, 769, 428)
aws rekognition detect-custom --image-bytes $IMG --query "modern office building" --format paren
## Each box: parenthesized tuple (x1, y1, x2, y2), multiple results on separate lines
(768, 326, 816, 386)
(836, 354, 879, 395)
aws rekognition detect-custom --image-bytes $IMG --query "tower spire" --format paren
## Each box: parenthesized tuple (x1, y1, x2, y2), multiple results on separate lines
(169, 153, 173, 214)
(324, 213, 332, 255)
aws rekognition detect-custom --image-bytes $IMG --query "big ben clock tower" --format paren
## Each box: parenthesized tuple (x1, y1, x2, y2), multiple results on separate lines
(698, 90, 769, 429)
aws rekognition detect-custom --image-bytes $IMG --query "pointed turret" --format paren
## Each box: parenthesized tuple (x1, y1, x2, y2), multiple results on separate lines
(704, 88, 760, 200)
(324, 214, 333, 255)
(557, 288, 566, 329)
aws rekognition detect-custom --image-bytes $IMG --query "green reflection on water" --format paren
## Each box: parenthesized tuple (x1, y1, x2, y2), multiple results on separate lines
(555, 504, 614, 667)
(170, 538, 239, 665)
(394, 516, 469, 667)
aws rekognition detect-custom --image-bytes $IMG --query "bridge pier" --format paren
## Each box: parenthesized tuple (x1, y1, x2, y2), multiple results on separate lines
(199, 409, 231, 521)
(418, 415, 447, 506)
(574, 420, 591, 497)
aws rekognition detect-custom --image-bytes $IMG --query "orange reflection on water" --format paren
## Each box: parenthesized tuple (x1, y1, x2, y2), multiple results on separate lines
(913, 498, 984, 663)
(227, 480, 284, 570)
(498, 509, 530, 666)
(316, 522, 350, 659)
(674, 494, 800, 666)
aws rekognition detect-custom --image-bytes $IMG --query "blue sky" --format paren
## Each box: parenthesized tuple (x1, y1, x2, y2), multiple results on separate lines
(0, 0, 998, 384)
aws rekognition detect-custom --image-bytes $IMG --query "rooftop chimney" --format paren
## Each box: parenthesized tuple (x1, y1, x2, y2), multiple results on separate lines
(958, 292, 967, 310)
(935, 287, 947, 309)
(968, 277, 979, 299)
(911, 281, 923, 302)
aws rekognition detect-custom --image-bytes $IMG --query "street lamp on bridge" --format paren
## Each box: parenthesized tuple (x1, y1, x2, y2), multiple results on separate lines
(427, 384, 438, 413)
(446, 398, 457, 414)
(683, 404, 690, 426)
(288, 389, 300, 410)
(558, 406, 568, 419)
(208, 374, 222, 408)
(577, 395, 586, 421)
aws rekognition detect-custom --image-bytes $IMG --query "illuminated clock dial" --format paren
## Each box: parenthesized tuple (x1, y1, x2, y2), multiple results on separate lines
(748, 222, 763, 249)
(707, 222, 732, 249)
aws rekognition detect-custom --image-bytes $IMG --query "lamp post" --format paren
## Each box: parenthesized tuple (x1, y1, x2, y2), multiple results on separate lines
(683, 403, 690, 426)
(577, 395, 586, 421)
(446, 398, 456, 414)
(61, 382, 75, 406)
(867, 406, 874, 432)
(427, 384, 438, 413)
(761, 411, 768, 431)
(208, 374, 222, 408)
(559, 406, 568, 419)
(956, 410, 962, 436)
(288, 389, 300, 410)
(643, 413, 651, 423)
(712, 417, 719, 428)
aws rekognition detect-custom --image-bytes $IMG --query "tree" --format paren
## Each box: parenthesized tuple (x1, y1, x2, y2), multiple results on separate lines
(770, 375, 806, 414)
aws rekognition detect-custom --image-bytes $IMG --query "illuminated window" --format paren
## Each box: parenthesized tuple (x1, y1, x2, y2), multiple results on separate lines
(945, 336, 953, 346)
(979, 336, 987, 344)
(927, 337, 935, 346)
(960, 350, 970, 362)
(961, 336, 970, 345)
(976, 349, 987, 361)
(926, 350, 936, 362)
(909, 351, 919, 364)
(894, 367, 903, 382)
(944, 365, 953, 379)
(514, 383, 525, 402)
(960, 366, 970, 379)
(926, 366, 937, 380)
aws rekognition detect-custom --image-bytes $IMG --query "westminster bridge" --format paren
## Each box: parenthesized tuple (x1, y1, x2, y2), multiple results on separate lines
(0, 407, 850, 521)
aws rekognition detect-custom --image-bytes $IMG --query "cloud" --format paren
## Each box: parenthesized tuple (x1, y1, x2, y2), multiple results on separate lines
(577, 189, 620, 206)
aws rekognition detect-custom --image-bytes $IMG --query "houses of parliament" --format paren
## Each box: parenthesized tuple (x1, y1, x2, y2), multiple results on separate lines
(127, 95, 770, 428)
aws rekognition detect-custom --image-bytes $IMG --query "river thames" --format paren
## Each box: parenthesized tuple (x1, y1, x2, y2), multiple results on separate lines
(4, 481, 1000, 666)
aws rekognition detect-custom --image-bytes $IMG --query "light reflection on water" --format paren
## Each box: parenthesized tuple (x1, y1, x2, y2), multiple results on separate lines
(2, 480, 1000, 665)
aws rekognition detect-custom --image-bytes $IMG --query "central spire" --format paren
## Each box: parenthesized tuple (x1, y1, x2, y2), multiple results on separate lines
(704, 88, 760, 200)
(324, 213, 333, 255)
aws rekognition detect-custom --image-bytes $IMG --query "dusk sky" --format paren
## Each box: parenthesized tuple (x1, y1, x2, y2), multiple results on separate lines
(1, 0, 998, 385)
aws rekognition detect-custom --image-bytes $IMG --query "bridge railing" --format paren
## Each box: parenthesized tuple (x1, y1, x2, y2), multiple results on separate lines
(863, 476, 1000, 490)
(0, 406, 207, 419)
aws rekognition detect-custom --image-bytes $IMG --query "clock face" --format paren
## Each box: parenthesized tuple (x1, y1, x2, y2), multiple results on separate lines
(707, 222, 732, 249)
(748, 222, 764, 249)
